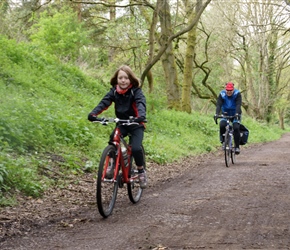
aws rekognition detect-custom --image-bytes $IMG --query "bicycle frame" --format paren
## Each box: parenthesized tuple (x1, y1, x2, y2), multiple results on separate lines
(102, 127, 138, 184)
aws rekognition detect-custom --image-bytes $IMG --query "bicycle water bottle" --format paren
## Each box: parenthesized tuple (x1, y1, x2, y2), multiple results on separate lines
(121, 145, 128, 167)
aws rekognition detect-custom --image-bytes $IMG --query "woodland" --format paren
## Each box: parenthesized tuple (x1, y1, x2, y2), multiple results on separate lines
(0, 0, 290, 204)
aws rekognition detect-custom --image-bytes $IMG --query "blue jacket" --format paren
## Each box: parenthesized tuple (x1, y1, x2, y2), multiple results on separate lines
(216, 89, 242, 116)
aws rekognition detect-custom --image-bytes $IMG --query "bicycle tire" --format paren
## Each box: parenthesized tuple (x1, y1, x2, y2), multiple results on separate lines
(231, 136, 236, 164)
(127, 145, 146, 203)
(224, 132, 231, 168)
(96, 145, 118, 218)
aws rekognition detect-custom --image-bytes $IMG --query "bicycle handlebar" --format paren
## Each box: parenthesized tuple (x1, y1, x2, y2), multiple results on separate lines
(214, 114, 238, 125)
(93, 117, 147, 126)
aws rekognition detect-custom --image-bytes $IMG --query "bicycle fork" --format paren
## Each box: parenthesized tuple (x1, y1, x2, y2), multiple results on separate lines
(224, 126, 233, 150)
(228, 135, 234, 151)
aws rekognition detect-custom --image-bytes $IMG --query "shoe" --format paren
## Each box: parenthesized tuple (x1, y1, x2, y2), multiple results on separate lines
(222, 142, 225, 150)
(105, 159, 114, 179)
(138, 171, 147, 189)
(235, 148, 240, 155)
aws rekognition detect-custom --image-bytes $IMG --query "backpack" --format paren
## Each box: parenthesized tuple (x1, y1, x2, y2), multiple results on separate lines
(240, 124, 249, 145)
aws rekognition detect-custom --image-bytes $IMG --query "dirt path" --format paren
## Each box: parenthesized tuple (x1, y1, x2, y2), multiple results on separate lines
(1, 133, 290, 249)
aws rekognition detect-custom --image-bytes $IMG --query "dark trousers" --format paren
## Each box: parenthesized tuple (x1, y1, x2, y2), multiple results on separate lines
(220, 120, 240, 148)
(110, 125, 145, 167)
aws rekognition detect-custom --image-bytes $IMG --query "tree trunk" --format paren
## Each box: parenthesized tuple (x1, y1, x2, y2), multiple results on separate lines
(139, 0, 212, 91)
(158, 0, 180, 110)
(278, 110, 285, 130)
(181, 1, 201, 113)
(109, 1, 116, 63)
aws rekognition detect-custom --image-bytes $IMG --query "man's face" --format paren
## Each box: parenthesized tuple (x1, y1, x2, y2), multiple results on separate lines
(226, 90, 234, 96)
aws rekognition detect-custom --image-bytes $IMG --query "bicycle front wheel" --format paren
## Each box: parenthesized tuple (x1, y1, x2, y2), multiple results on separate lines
(96, 145, 118, 218)
(224, 133, 231, 168)
(127, 145, 146, 203)
(231, 140, 236, 165)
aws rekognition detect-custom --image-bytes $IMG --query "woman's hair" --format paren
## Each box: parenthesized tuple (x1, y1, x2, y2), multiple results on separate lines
(110, 65, 140, 87)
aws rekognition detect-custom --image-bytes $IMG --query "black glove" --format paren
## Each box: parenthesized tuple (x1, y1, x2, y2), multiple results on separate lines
(88, 113, 98, 122)
(131, 116, 146, 123)
(214, 114, 218, 124)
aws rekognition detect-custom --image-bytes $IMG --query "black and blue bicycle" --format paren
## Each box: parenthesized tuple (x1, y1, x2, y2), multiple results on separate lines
(215, 114, 237, 167)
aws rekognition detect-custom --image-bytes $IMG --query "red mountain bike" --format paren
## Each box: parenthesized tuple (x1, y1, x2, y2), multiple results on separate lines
(93, 117, 146, 218)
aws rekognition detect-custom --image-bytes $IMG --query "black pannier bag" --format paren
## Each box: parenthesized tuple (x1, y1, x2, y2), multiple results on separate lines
(240, 124, 249, 145)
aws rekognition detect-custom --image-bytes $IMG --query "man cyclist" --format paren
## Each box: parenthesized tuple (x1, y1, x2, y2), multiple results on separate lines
(214, 82, 242, 155)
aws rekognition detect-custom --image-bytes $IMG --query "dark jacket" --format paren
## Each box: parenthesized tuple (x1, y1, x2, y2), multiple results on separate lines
(216, 89, 242, 116)
(90, 86, 146, 120)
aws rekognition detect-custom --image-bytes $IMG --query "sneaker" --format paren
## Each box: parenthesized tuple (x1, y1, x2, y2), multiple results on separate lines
(235, 148, 240, 155)
(138, 171, 147, 189)
(105, 159, 114, 179)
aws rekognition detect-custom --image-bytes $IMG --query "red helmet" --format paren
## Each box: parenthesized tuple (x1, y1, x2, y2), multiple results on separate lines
(225, 82, 234, 91)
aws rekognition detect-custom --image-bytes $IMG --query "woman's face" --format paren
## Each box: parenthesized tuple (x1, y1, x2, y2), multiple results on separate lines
(117, 70, 131, 89)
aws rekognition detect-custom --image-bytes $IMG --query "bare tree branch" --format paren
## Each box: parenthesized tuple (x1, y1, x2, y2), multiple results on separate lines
(140, 0, 211, 84)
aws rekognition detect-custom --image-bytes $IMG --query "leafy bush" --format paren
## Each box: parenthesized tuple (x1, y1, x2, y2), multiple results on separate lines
(28, 6, 90, 61)
(0, 149, 45, 197)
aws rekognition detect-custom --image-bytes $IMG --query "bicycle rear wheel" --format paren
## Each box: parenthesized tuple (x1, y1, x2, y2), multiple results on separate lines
(224, 133, 231, 168)
(127, 145, 145, 203)
(96, 145, 118, 218)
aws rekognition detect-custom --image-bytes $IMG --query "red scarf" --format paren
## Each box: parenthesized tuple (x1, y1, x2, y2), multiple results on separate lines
(116, 84, 132, 94)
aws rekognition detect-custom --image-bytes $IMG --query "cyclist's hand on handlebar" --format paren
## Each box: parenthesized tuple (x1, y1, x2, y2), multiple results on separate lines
(130, 116, 146, 123)
(235, 113, 241, 120)
(88, 113, 98, 122)
(88, 114, 105, 122)
(214, 114, 218, 124)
